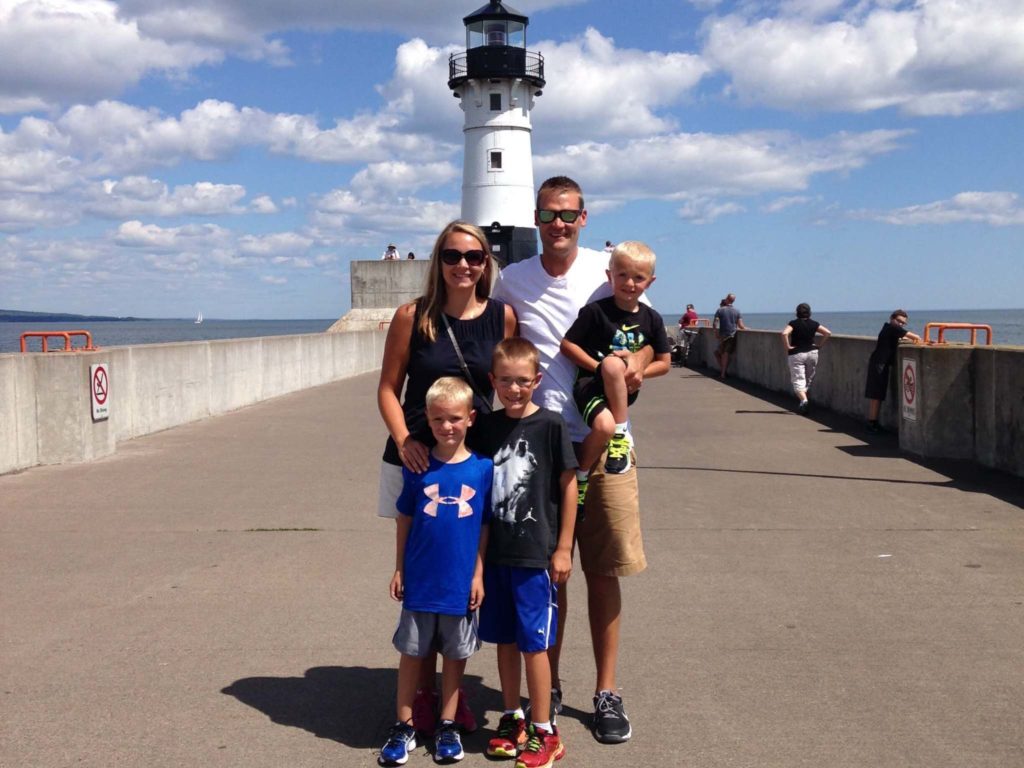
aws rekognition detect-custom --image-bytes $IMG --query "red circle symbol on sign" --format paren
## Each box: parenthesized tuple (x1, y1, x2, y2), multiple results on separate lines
(93, 367, 108, 405)
(903, 364, 915, 405)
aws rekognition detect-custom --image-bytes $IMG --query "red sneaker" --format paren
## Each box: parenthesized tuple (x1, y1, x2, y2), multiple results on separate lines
(515, 725, 565, 768)
(487, 712, 527, 758)
(454, 687, 477, 733)
(411, 687, 438, 737)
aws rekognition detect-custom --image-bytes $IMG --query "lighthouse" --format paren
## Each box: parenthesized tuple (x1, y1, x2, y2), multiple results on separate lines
(448, 2, 545, 266)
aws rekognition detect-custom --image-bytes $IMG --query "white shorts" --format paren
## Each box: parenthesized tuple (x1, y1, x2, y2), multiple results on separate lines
(377, 461, 404, 519)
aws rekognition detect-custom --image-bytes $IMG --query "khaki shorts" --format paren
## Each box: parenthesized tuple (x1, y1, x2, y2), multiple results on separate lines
(577, 446, 647, 578)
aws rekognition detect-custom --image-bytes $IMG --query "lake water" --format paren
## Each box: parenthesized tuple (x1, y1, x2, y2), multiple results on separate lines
(2, 319, 334, 354)
(3, 309, 1023, 354)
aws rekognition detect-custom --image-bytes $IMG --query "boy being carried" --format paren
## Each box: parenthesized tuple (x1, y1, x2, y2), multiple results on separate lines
(469, 338, 578, 768)
(560, 241, 671, 499)
(380, 377, 492, 767)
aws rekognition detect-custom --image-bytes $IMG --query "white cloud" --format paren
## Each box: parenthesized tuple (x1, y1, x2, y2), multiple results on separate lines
(676, 197, 746, 223)
(861, 191, 1024, 226)
(261, 274, 288, 284)
(537, 28, 710, 139)
(0, 0, 221, 113)
(535, 128, 910, 201)
(238, 232, 314, 257)
(250, 195, 278, 214)
(349, 161, 460, 197)
(0, 196, 73, 232)
(762, 195, 813, 213)
(703, 0, 1024, 115)
(113, 220, 232, 249)
(0, 2, 584, 114)
(86, 177, 248, 217)
(375, 31, 710, 150)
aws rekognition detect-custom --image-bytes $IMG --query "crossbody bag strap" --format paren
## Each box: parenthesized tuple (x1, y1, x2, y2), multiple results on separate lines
(442, 314, 492, 413)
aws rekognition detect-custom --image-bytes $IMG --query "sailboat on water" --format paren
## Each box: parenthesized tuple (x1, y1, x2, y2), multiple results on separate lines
(194, 311, 203, 325)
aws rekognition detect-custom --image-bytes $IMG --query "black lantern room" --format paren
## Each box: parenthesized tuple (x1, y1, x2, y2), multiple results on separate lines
(448, 1, 545, 92)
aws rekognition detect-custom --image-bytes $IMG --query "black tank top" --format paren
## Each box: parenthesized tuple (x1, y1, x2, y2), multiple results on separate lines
(382, 299, 506, 464)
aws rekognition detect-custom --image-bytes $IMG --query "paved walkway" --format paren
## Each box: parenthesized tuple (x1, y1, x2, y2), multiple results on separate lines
(2, 367, 1022, 768)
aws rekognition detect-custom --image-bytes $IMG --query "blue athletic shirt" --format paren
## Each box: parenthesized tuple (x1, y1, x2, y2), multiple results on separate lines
(397, 453, 493, 615)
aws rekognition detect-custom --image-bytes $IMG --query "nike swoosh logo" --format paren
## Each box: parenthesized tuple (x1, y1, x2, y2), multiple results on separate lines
(621, 324, 640, 331)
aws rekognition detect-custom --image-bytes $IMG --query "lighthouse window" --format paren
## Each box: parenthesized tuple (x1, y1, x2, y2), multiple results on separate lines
(490, 93, 502, 111)
(486, 23, 507, 46)
(489, 151, 503, 170)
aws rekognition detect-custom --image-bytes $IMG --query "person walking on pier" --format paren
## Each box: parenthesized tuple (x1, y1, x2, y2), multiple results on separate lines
(492, 175, 651, 745)
(864, 309, 921, 432)
(781, 303, 832, 415)
(377, 220, 517, 735)
(713, 293, 746, 379)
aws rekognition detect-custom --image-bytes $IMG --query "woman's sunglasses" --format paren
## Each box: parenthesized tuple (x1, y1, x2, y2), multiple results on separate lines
(537, 209, 582, 224)
(440, 249, 487, 266)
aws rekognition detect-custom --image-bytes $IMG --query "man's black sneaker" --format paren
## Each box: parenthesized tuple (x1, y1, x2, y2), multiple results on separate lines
(798, 400, 810, 415)
(592, 690, 631, 744)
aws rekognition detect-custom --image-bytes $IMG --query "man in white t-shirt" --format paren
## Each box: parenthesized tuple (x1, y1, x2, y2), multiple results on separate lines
(492, 175, 652, 745)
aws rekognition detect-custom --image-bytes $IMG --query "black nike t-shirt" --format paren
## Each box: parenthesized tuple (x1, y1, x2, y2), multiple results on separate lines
(564, 297, 671, 378)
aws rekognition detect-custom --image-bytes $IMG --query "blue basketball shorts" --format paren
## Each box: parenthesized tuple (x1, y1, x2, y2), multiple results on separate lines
(479, 564, 558, 653)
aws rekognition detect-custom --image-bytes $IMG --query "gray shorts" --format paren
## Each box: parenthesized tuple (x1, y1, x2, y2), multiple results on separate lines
(392, 608, 481, 660)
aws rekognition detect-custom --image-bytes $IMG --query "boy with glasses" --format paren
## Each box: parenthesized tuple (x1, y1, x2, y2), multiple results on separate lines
(469, 338, 577, 768)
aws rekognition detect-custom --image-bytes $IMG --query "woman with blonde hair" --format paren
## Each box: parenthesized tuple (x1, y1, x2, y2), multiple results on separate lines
(376, 220, 516, 733)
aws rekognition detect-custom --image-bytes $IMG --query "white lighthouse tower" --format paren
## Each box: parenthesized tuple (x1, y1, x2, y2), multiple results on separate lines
(448, 2, 545, 266)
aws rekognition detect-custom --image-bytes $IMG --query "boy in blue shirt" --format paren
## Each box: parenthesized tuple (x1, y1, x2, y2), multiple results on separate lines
(380, 377, 492, 766)
(470, 338, 578, 768)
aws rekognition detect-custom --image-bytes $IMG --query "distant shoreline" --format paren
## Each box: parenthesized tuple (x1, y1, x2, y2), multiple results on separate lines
(0, 309, 151, 323)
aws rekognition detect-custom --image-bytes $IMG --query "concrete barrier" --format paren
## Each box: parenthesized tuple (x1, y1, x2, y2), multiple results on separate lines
(329, 259, 430, 332)
(0, 331, 386, 475)
(689, 327, 1024, 477)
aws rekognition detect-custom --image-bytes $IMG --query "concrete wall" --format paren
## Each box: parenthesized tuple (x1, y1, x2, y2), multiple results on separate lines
(330, 259, 431, 332)
(689, 327, 1024, 477)
(0, 331, 386, 475)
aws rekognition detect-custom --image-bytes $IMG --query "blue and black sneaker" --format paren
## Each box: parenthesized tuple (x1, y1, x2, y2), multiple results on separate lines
(379, 721, 417, 766)
(433, 720, 465, 763)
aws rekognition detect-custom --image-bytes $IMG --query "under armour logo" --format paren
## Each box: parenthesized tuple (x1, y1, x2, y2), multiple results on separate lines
(423, 484, 477, 518)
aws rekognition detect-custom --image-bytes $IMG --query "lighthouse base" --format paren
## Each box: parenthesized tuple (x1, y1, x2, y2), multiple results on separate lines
(482, 223, 538, 268)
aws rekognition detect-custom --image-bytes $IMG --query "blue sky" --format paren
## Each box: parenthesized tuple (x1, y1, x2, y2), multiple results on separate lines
(1, 0, 1022, 319)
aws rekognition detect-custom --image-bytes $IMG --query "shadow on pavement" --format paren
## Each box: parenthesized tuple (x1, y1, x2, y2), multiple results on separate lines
(222, 667, 599, 756)
(223, 667, 496, 749)
(681, 364, 1024, 509)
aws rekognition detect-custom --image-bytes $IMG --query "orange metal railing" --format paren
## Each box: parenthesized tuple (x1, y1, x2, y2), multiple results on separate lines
(20, 330, 98, 353)
(923, 323, 993, 346)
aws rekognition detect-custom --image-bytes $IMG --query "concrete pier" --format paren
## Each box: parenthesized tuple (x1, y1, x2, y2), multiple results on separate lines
(2, 368, 1021, 768)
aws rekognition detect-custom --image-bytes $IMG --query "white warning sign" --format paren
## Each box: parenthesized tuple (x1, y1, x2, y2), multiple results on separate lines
(90, 363, 110, 421)
(901, 358, 917, 423)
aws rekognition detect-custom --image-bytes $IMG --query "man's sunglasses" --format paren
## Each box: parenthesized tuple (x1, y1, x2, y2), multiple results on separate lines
(537, 209, 582, 224)
(440, 249, 487, 266)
